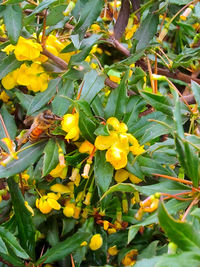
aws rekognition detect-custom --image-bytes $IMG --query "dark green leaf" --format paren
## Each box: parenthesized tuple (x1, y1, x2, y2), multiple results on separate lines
(158, 200, 200, 251)
(29, 0, 57, 16)
(156, 252, 200, 267)
(52, 79, 74, 116)
(76, 100, 98, 143)
(0, 105, 17, 140)
(27, 78, 61, 115)
(137, 156, 175, 176)
(73, 0, 104, 39)
(94, 151, 114, 196)
(140, 91, 173, 116)
(94, 124, 110, 136)
(101, 183, 137, 200)
(0, 141, 46, 178)
(79, 70, 106, 103)
(172, 90, 184, 138)
(0, 54, 23, 80)
(37, 231, 91, 264)
(7, 177, 36, 259)
(42, 139, 59, 177)
(46, 4, 67, 26)
(15, 91, 34, 111)
(0, 227, 29, 259)
(191, 80, 200, 110)
(134, 6, 159, 50)
(3, 4, 22, 44)
(66, 153, 88, 167)
(105, 71, 129, 120)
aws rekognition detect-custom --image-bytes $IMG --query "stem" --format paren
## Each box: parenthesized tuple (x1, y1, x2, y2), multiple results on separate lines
(0, 113, 11, 139)
(153, 173, 193, 185)
(19, 173, 25, 196)
(146, 56, 155, 93)
(42, 48, 68, 70)
(41, 9, 47, 48)
(181, 195, 199, 221)
(154, 53, 158, 93)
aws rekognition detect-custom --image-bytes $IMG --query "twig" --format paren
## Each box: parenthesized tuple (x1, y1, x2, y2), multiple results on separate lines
(41, 9, 47, 48)
(19, 173, 25, 196)
(42, 48, 68, 70)
(146, 56, 155, 93)
(0, 113, 10, 139)
(181, 196, 199, 221)
(153, 173, 193, 185)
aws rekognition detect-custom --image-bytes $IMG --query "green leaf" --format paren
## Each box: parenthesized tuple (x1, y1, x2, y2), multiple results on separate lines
(15, 91, 34, 111)
(140, 91, 173, 116)
(37, 231, 91, 264)
(138, 241, 159, 260)
(0, 227, 29, 259)
(79, 70, 106, 103)
(29, 0, 57, 16)
(0, 252, 25, 267)
(76, 100, 98, 143)
(158, 200, 200, 251)
(134, 257, 161, 267)
(42, 139, 59, 177)
(128, 225, 140, 244)
(101, 183, 137, 200)
(52, 79, 74, 116)
(0, 105, 17, 140)
(94, 151, 114, 196)
(0, 54, 23, 80)
(0, 141, 46, 178)
(94, 124, 110, 136)
(3, 4, 22, 44)
(175, 136, 200, 187)
(27, 78, 61, 115)
(73, 0, 104, 39)
(156, 252, 200, 267)
(46, 4, 66, 26)
(134, 6, 159, 50)
(66, 153, 88, 167)
(7, 177, 36, 259)
(191, 80, 200, 110)
(172, 89, 184, 138)
(105, 71, 129, 120)
(137, 156, 175, 176)
(69, 46, 92, 65)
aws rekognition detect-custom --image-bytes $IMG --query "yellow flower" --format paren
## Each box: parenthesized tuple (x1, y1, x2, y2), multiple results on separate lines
(107, 228, 116, 235)
(61, 113, 80, 141)
(90, 24, 101, 33)
(129, 144, 145, 155)
(106, 143, 127, 170)
(122, 249, 138, 266)
(50, 184, 70, 194)
(80, 241, 88, 247)
(14, 36, 42, 61)
(2, 44, 15, 55)
(36, 193, 61, 214)
(103, 220, 110, 231)
(95, 132, 118, 150)
(109, 75, 121, 84)
(2, 69, 18, 90)
(89, 234, 103, 251)
(0, 91, 9, 102)
(63, 199, 75, 217)
(114, 169, 129, 183)
(129, 174, 142, 184)
(50, 163, 68, 179)
(79, 140, 95, 154)
(108, 245, 119, 256)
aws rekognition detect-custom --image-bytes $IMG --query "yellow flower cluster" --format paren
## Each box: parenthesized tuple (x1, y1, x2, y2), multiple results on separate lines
(114, 169, 142, 184)
(36, 193, 61, 214)
(2, 62, 49, 92)
(61, 113, 80, 141)
(95, 117, 145, 170)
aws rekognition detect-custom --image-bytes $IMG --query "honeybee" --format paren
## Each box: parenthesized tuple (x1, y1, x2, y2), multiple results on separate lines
(18, 110, 62, 146)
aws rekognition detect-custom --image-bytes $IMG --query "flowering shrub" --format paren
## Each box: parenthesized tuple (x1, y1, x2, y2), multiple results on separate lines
(0, 1, 200, 267)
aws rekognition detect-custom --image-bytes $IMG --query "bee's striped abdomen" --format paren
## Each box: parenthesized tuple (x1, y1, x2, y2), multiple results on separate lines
(29, 128, 43, 143)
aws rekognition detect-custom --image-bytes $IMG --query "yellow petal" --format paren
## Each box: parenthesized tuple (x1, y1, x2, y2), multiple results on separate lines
(47, 198, 61, 210)
(114, 169, 129, 183)
(95, 132, 118, 150)
(50, 184, 70, 194)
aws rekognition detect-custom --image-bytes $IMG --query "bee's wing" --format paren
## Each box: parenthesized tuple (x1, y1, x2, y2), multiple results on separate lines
(23, 116, 35, 126)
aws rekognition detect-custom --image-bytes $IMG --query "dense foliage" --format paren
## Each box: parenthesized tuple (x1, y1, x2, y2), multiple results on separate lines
(0, 0, 200, 266)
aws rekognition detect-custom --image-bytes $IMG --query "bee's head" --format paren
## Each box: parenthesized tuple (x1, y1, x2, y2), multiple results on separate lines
(43, 110, 62, 121)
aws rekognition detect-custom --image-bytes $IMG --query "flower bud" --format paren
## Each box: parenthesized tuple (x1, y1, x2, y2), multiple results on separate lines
(89, 234, 103, 251)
